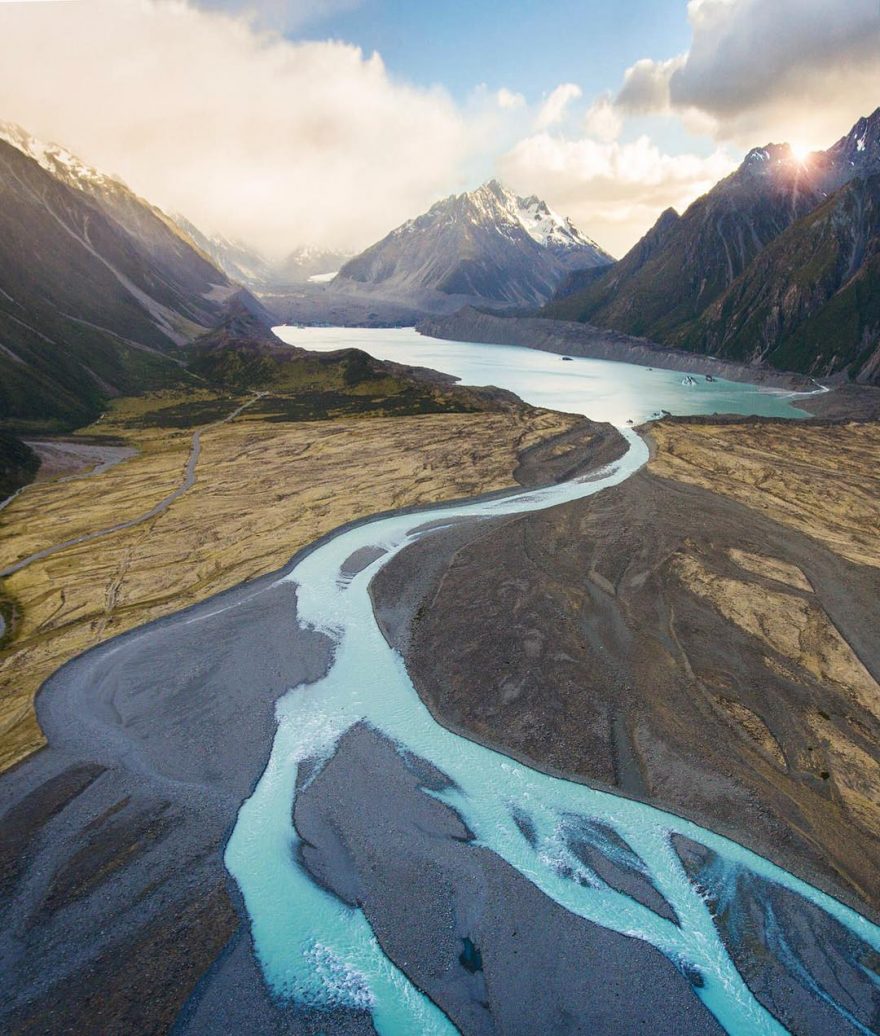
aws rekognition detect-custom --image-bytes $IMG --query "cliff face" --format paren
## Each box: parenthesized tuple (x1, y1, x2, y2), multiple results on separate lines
(679, 175, 880, 383)
(543, 109, 880, 384)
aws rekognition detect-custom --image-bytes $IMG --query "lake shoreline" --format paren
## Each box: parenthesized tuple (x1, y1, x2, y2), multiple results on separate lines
(417, 307, 823, 392)
(274, 323, 813, 425)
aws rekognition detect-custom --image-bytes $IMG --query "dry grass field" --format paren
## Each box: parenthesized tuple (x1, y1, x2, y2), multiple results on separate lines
(0, 391, 576, 770)
(650, 420, 880, 567)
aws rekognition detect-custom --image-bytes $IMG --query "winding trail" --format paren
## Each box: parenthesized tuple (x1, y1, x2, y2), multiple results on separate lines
(225, 427, 880, 1036)
(0, 393, 265, 579)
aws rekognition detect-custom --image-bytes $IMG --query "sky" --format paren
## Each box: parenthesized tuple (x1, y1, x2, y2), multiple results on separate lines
(0, 0, 877, 258)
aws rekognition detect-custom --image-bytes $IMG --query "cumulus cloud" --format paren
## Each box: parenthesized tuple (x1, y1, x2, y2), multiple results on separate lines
(0, 0, 469, 255)
(615, 0, 880, 146)
(496, 87, 526, 111)
(616, 57, 684, 114)
(498, 132, 735, 257)
(535, 83, 582, 129)
(583, 94, 623, 143)
(498, 0, 879, 258)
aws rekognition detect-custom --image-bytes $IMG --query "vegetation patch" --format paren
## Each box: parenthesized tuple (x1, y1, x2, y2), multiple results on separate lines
(129, 398, 245, 429)
(0, 431, 40, 499)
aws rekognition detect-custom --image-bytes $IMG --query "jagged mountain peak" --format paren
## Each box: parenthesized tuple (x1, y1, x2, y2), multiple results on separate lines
(385, 177, 609, 261)
(336, 181, 612, 307)
(824, 106, 880, 189)
(831, 106, 880, 157)
(543, 107, 880, 385)
(740, 143, 796, 172)
(730, 109, 880, 196)
(415, 179, 609, 257)
(0, 121, 125, 193)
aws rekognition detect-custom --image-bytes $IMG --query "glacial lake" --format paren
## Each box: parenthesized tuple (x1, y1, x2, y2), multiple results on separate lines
(274, 325, 814, 425)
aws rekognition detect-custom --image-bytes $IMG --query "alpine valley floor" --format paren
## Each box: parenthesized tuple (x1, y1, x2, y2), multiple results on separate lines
(0, 389, 621, 1033)
(382, 417, 880, 925)
(1, 375, 879, 1033)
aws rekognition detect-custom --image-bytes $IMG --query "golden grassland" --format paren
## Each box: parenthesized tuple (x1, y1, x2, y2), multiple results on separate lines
(0, 392, 577, 771)
(652, 419, 880, 851)
(678, 542, 880, 844)
(650, 420, 880, 567)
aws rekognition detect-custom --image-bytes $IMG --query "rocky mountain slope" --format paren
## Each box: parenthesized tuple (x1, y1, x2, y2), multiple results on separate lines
(679, 173, 880, 381)
(0, 126, 265, 431)
(171, 215, 277, 291)
(546, 109, 880, 382)
(334, 179, 613, 307)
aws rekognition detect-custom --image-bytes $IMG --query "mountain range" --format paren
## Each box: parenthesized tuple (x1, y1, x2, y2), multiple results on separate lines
(1, 108, 878, 437)
(545, 108, 880, 383)
(0, 122, 269, 431)
(172, 216, 352, 290)
(333, 180, 613, 307)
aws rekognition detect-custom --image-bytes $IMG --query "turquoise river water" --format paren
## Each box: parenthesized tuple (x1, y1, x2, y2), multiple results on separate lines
(225, 328, 874, 1035)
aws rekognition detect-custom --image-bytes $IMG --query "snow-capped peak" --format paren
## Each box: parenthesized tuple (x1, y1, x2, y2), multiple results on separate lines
(396, 178, 610, 260)
(468, 179, 590, 248)
(0, 121, 126, 193)
(515, 192, 604, 252)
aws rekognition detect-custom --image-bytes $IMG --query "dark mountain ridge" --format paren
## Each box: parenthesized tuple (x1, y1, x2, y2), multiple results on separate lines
(545, 108, 880, 383)
(0, 127, 267, 431)
(680, 173, 880, 381)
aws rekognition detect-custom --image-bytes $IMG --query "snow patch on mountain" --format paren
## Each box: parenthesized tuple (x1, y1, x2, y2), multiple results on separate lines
(389, 180, 611, 262)
(0, 121, 125, 194)
(335, 179, 612, 308)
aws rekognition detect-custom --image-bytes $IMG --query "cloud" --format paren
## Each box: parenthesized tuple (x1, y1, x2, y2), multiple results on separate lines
(498, 132, 735, 257)
(496, 87, 526, 110)
(535, 83, 582, 129)
(193, 0, 363, 32)
(583, 94, 622, 143)
(616, 57, 684, 114)
(615, 0, 880, 146)
(0, 0, 469, 255)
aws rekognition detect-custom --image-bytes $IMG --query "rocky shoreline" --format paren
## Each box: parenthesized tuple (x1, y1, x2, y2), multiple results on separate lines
(418, 308, 821, 391)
